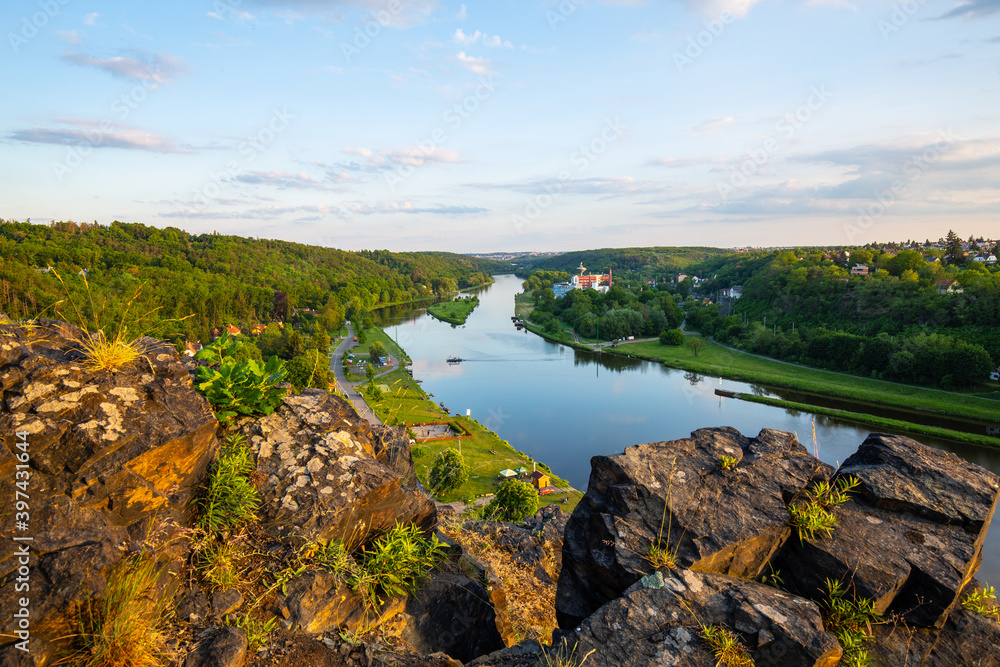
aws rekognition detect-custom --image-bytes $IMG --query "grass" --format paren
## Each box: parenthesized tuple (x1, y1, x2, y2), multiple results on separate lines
(822, 578, 882, 667)
(736, 393, 1000, 449)
(645, 461, 680, 570)
(962, 583, 1000, 622)
(195, 433, 260, 533)
(427, 296, 479, 325)
(442, 516, 563, 644)
(613, 336, 1000, 424)
(363, 367, 583, 511)
(195, 538, 248, 590)
(67, 553, 172, 667)
(539, 643, 596, 667)
(788, 476, 859, 543)
(699, 624, 754, 667)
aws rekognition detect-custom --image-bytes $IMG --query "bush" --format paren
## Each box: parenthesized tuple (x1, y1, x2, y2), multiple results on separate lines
(285, 349, 332, 392)
(352, 523, 447, 607)
(483, 479, 538, 522)
(659, 328, 684, 346)
(428, 448, 469, 496)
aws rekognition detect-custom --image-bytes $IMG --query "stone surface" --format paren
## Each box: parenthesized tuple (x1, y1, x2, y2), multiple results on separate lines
(0, 320, 218, 663)
(400, 571, 505, 663)
(777, 433, 1000, 628)
(211, 587, 244, 617)
(279, 570, 406, 635)
(236, 389, 435, 545)
(184, 626, 249, 667)
(557, 427, 832, 627)
(466, 639, 545, 667)
(559, 569, 842, 667)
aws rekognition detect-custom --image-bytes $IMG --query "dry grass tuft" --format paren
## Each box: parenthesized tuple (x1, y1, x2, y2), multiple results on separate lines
(67, 553, 173, 667)
(442, 518, 559, 644)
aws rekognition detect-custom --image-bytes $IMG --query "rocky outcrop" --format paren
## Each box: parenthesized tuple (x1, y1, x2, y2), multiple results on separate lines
(555, 427, 1000, 666)
(776, 433, 1000, 627)
(0, 320, 218, 663)
(557, 427, 832, 627)
(556, 569, 842, 667)
(183, 626, 249, 667)
(237, 389, 435, 545)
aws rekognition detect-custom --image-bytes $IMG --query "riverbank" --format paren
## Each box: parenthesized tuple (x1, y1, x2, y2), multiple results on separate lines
(514, 289, 1000, 447)
(427, 296, 480, 325)
(611, 337, 1000, 426)
(359, 344, 583, 511)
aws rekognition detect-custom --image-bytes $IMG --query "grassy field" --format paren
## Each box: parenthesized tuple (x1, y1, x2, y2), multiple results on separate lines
(427, 296, 479, 325)
(613, 337, 1000, 423)
(364, 368, 583, 511)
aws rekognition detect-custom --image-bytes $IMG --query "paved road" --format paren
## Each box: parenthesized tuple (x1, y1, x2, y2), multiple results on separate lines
(330, 323, 387, 426)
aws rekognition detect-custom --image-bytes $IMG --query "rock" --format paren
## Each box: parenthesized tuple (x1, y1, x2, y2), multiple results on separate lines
(184, 626, 248, 667)
(279, 570, 405, 635)
(236, 390, 435, 545)
(0, 321, 218, 663)
(557, 427, 832, 628)
(776, 433, 1000, 628)
(399, 572, 505, 662)
(466, 640, 544, 667)
(211, 588, 244, 617)
(176, 584, 210, 623)
(556, 569, 842, 667)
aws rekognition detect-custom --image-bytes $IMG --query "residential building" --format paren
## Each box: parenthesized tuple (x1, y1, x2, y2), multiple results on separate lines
(850, 264, 869, 276)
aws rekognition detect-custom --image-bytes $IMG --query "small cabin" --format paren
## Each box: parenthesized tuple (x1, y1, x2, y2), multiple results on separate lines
(530, 471, 550, 490)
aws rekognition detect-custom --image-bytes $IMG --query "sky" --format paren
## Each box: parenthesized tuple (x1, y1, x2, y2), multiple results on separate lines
(1, 0, 998, 252)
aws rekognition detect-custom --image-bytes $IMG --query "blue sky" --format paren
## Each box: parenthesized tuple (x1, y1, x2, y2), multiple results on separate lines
(2, 0, 998, 251)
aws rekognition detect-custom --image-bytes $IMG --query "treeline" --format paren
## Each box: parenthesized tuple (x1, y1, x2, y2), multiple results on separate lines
(515, 246, 727, 279)
(0, 220, 507, 346)
(526, 278, 684, 340)
(678, 238, 1000, 388)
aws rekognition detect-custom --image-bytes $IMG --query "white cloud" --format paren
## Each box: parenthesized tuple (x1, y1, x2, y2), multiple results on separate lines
(10, 119, 195, 154)
(454, 28, 512, 48)
(680, 0, 762, 19)
(56, 30, 82, 45)
(456, 3, 467, 20)
(687, 116, 735, 136)
(62, 50, 189, 86)
(455, 50, 494, 75)
(454, 28, 480, 45)
(83, 12, 100, 26)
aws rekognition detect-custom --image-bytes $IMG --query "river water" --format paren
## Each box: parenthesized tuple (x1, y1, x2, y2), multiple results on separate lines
(374, 274, 1000, 585)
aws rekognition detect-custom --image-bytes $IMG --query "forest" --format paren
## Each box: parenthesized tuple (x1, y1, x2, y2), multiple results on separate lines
(0, 219, 507, 348)
(523, 233, 1000, 389)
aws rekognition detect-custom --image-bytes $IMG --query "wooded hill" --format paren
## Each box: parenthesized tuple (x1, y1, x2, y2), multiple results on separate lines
(514, 246, 728, 277)
(0, 220, 508, 345)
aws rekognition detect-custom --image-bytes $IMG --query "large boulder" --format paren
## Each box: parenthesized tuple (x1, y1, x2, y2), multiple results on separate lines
(557, 569, 842, 667)
(776, 433, 1000, 628)
(0, 320, 218, 663)
(236, 389, 435, 544)
(557, 427, 831, 627)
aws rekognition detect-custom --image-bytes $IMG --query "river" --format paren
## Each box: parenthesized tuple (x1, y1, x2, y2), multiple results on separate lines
(373, 274, 999, 585)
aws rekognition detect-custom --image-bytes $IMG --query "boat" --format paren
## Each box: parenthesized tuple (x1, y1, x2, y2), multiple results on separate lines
(446, 357, 462, 363)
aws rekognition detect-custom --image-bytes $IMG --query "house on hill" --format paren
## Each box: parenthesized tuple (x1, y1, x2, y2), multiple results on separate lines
(936, 279, 964, 295)
(850, 264, 869, 276)
(225, 324, 242, 335)
(530, 470, 550, 490)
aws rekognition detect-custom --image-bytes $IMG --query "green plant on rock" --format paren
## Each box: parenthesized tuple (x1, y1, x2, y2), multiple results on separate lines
(962, 584, 999, 622)
(303, 538, 356, 583)
(351, 522, 447, 608)
(821, 578, 882, 667)
(195, 332, 286, 423)
(645, 458, 681, 571)
(788, 475, 860, 543)
(195, 538, 248, 590)
(195, 433, 260, 533)
(699, 624, 754, 667)
(718, 455, 738, 471)
(223, 613, 278, 653)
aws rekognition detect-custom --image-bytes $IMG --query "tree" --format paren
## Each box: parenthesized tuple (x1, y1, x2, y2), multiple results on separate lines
(688, 337, 706, 357)
(945, 230, 964, 265)
(365, 363, 375, 382)
(483, 479, 538, 522)
(428, 449, 469, 496)
(369, 341, 386, 362)
(659, 328, 684, 346)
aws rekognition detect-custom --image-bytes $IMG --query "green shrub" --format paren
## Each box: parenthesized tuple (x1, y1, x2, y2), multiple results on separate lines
(351, 523, 446, 607)
(195, 333, 286, 423)
(428, 448, 469, 496)
(482, 479, 538, 522)
(699, 624, 753, 667)
(788, 476, 860, 543)
(822, 578, 882, 667)
(196, 434, 260, 533)
(659, 328, 684, 346)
